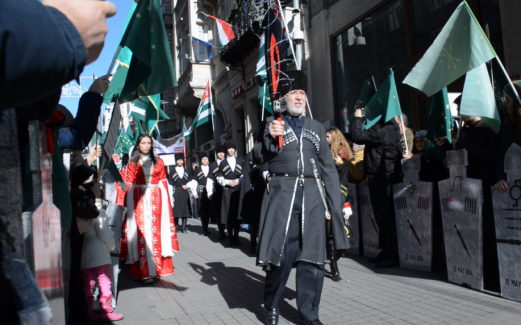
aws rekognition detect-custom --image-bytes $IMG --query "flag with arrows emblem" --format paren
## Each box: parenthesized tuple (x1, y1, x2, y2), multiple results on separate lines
(403, 1, 496, 97)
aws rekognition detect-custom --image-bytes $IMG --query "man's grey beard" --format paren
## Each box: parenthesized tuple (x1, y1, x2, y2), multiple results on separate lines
(285, 99, 304, 117)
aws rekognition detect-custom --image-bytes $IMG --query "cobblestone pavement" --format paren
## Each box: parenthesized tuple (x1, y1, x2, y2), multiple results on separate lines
(111, 219, 521, 325)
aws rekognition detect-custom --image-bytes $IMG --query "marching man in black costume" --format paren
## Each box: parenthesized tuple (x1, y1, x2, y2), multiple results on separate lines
(193, 152, 212, 236)
(207, 145, 227, 240)
(217, 141, 244, 247)
(168, 154, 198, 233)
(257, 71, 350, 325)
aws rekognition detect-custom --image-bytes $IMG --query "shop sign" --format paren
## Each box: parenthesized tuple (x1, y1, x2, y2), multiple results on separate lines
(232, 78, 256, 99)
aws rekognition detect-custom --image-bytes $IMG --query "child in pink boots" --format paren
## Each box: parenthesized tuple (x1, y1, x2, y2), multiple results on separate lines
(81, 205, 124, 322)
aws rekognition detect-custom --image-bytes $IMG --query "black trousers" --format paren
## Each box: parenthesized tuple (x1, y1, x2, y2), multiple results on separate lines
(368, 175, 398, 261)
(264, 187, 325, 321)
(199, 188, 211, 234)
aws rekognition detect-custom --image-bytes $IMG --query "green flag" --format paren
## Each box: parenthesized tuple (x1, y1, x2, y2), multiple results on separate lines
(403, 1, 497, 97)
(145, 94, 169, 140)
(103, 2, 137, 104)
(350, 79, 376, 122)
(493, 79, 506, 118)
(363, 69, 402, 130)
(114, 131, 135, 155)
(256, 31, 273, 118)
(119, 0, 177, 103)
(183, 82, 212, 140)
(460, 63, 500, 133)
(135, 120, 146, 138)
(182, 116, 189, 139)
(426, 88, 454, 143)
(106, 158, 126, 192)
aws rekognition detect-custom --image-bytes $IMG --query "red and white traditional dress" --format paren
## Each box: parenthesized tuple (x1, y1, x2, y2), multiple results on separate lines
(116, 155, 179, 280)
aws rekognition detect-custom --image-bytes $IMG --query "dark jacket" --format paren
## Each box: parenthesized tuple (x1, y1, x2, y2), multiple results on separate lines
(440, 120, 497, 188)
(1, 0, 85, 111)
(350, 117, 403, 182)
(257, 116, 350, 267)
(59, 92, 103, 150)
(496, 122, 521, 182)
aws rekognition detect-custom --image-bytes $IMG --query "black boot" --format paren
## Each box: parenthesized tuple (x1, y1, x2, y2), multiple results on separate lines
(226, 224, 234, 247)
(328, 242, 342, 282)
(217, 224, 227, 240)
(182, 218, 188, 234)
(263, 307, 279, 325)
(175, 218, 180, 233)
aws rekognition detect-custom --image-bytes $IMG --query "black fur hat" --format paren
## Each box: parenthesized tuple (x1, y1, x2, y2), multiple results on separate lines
(278, 70, 307, 97)
(224, 140, 236, 150)
(200, 151, 209, 160)
(215, 144, 225, 154)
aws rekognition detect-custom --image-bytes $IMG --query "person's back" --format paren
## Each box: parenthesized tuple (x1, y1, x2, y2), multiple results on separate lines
(350, 114, 403, 268)
(351, 118, 402, 182)
(456, 120, 497, 187)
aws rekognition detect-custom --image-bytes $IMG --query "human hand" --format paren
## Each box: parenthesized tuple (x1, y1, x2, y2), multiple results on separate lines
(343, 214, 350, 221)
(325, 212, 331, 221)
(85, 145, 101, 166)
(91, 145, 102, 158)
(354, 108, 364, 118)
(193, 194, 199, 199)
(89, 74, 111, 94)
(334, 156, 342, 164)
(403, 151, 412, 159)
(181, 185, 188, 190)
(495, 179, 508, 191)
(43, 0, 117, 65)
(269, 120, 285, 139)
(208, 195, 212, 201)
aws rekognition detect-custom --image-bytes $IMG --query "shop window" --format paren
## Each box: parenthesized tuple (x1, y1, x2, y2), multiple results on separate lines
(412, 0, 460, 54)
(333, 0, 410, 134)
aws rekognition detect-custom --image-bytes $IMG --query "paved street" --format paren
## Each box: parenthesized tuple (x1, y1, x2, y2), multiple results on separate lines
(112, 219, 521, 325)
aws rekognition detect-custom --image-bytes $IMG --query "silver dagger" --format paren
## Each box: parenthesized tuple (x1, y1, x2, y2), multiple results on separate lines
(310, 158, 331, 219)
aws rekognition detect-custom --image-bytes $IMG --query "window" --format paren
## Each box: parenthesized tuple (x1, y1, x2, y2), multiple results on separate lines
(333, 0, 410, 133)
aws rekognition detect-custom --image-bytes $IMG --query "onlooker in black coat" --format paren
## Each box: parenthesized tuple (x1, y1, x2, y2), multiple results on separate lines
(350, 110, 403, 268)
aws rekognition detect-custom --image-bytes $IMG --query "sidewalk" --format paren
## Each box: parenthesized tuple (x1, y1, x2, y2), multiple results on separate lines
(112, 219, 521, 325)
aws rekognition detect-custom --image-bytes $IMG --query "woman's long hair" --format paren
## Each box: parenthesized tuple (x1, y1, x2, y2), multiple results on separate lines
(121, 153, 129, 169)
(326, 127, 353, 161)
(130, 134, 157, 166)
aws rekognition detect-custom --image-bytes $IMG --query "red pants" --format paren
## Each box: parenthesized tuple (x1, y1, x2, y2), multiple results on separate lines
(81, 264, 113, 313)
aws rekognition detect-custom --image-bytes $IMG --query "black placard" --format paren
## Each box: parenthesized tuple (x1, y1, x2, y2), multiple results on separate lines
(103, 97, 122, 160)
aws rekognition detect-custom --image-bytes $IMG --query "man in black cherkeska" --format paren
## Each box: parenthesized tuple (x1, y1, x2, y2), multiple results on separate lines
(207, 145, 227, 240)
(193, 152, 212, 236)
(217, 141, 244, 247)
(257, 70, 350, 325)
(239, 142, 268, 254)
(168, 154, 197, 233)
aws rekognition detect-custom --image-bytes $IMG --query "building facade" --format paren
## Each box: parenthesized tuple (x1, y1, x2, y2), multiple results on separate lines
(160, 0, 521, 161)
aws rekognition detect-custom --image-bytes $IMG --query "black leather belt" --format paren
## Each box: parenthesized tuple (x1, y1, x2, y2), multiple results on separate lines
(270, 173, 317, 178)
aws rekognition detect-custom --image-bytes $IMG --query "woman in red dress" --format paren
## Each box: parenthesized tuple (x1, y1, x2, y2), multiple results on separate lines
(116, 134, 179, 283)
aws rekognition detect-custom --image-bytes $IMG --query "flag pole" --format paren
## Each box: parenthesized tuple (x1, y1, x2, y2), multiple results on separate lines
(486, 24, 494, 91)
(276, 0, 314, 119)
(107, 46, 122, 75)
(209, 81, 218, 161)
(399, 114, 409, 155)
(261, 84, 266, 121)
(495, 57, 521, 107)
